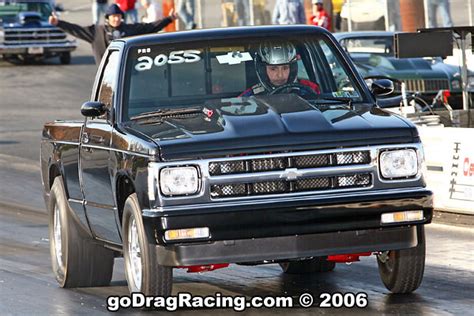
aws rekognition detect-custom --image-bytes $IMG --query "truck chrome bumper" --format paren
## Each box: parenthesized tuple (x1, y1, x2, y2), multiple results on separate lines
(0, 42, 77, 54)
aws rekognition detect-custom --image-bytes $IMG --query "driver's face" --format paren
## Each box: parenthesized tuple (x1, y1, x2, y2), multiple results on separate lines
(266, 64, 290, 87)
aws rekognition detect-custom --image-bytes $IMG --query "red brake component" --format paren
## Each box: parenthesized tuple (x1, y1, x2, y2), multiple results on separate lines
(327, 252, 372, 263)
(443, 90, 451, 103)
(177, 263, 229, 273)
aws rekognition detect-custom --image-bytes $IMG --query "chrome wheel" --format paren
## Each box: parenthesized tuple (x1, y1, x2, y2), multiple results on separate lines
(127, 216, 142, 291)
(53, 204, 65, 275)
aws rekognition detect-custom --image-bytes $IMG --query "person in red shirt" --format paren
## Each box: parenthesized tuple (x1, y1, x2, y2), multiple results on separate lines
(309, 0, 331, 31)
(116, 0, 138, 23)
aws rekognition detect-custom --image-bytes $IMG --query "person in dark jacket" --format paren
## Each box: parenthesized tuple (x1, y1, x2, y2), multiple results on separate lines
(49, 4, 177, 64)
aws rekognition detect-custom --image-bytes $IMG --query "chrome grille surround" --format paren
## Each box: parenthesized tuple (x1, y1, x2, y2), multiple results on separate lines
(4, 27, 68, 45)
(395, 79, 450, 93)
(147, 144, 425, 209)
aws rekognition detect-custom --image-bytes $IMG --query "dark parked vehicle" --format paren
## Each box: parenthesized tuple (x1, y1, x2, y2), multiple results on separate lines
(335, 31, 474, 109)
(41, 25, 433, 296)
(0, 0, 76, 64)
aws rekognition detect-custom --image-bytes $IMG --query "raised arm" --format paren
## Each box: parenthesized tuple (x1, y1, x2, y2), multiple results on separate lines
(49, 13, 95, 43)
(134, 9, 178, 34)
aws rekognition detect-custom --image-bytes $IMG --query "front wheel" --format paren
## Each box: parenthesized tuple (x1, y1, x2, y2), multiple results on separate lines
(60, 52, 71, 65)
(122, 193, 173, 295)
(377, 226, 426, 294)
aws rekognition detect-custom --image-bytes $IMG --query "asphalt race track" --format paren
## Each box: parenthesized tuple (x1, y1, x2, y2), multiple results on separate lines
(0, 0, 473, 314)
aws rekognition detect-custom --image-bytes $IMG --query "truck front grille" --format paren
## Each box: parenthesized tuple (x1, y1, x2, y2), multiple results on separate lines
(4, 27, 67, 45)
(395, 79, 450, 93)
(210, 173, 371, 198)
(209, 151, 370, 176)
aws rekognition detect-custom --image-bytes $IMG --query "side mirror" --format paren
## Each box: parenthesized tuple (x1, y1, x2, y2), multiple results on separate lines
(370, 79, 394, 97)
(81, 101, 106, 117)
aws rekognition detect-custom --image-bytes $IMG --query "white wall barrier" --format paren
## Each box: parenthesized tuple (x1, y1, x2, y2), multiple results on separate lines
(418, 127, 474, 215)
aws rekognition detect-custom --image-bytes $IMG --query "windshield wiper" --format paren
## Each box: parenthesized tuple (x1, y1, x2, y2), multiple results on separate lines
(130, 106, 203, 121)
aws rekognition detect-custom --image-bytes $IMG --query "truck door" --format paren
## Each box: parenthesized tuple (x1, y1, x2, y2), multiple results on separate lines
(80, 50, 121, 244)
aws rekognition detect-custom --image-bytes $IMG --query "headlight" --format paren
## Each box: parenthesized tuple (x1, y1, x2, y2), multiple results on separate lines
(160, 166, 199, 196)
(379, 149, 418, 179)
(0, 29, 4, 42)
(451, 79, 461, 90)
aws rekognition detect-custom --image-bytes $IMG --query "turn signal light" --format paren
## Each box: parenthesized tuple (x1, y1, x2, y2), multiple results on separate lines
(381, 211, 424, 224)
(164, 227, 210, 241)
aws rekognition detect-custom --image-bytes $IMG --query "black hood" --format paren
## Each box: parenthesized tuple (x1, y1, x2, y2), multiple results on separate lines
(125, 95, 417, 161)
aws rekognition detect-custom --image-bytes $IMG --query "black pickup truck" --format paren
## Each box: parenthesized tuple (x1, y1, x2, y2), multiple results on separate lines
(41, 25, 433, 297)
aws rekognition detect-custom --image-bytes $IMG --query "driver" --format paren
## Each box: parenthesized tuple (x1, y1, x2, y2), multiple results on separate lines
(240, 41, 320, 97)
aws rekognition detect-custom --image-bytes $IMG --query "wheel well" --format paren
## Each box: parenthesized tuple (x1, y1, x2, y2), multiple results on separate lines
(116, 176, 135, 224)
(49, 164, 61, 189)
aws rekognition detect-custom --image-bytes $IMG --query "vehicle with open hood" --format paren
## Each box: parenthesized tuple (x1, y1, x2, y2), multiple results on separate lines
(41, 25, 433, 296)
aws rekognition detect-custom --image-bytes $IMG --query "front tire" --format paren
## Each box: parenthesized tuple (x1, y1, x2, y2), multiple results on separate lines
(122, 193, 172, 295)
(60, 52, 71, 65)
(48, 176, 114, 288)
(377, 226, 426, 293)
(280, 257, 335, 274)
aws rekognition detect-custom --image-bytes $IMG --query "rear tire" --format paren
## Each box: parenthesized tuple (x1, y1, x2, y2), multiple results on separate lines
(280, 257, 335, 274)
(60, 52, 71, 65)
(48, 176, 114, 288)
(122, 193, 173, 295)
(377, 226, 426, 293)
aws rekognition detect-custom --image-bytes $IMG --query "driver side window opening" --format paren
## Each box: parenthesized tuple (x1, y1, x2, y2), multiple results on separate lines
(97, 50, 120, 120)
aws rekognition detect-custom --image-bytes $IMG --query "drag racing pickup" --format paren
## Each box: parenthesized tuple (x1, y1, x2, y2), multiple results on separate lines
(0, 0, 76, 64)
(41, 25, 433, 297)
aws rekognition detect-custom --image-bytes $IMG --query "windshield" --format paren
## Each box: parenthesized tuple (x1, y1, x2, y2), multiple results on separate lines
(340, 37, 394, 56)
(123, 35, 368, 121)
(0, 3, 53, 23)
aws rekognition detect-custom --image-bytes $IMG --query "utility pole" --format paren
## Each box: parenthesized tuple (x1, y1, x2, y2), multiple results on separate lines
(400, 0, 425, 32)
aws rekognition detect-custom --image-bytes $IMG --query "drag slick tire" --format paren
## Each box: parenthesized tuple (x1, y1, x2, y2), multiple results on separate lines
(48, 176, 114, 288)
(122, 193, 172, 295)
(280, 257, 336, 274)
(377, 226, 426, 294)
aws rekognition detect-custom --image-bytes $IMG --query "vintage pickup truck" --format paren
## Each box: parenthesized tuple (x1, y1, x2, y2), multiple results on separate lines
(41, 25, 433, 297)
(0, 0, 76, 64)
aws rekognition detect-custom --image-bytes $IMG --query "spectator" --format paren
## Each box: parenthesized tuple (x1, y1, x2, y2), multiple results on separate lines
(272, 0, 306, 25)
(332, 0, 343, 31)
(116, 0, 138, 23)
(92, 0, 109, 25)
(176, 0, 196, 29)
(221, 0, 236, 27)
(140, 0, 163, 23)
(309, 0, 331, 31)
(49, 4, 177, 64)
(234, 0, 249, 26)
(427, 0, 453, 28)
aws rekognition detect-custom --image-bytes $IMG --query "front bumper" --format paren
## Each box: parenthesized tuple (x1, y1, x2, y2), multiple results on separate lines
(143, 188, 432, 265)
(0, 42, 77, 55)
(155, 225, 419, 266)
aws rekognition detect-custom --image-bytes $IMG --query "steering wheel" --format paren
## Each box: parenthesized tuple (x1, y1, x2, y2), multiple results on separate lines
(268, 82, 319, 99)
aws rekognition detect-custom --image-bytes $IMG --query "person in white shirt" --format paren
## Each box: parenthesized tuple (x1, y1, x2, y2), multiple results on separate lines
(140, 0, 163, 23)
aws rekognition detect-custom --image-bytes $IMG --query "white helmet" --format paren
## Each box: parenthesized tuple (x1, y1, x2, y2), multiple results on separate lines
(255, 41, 298, 91)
